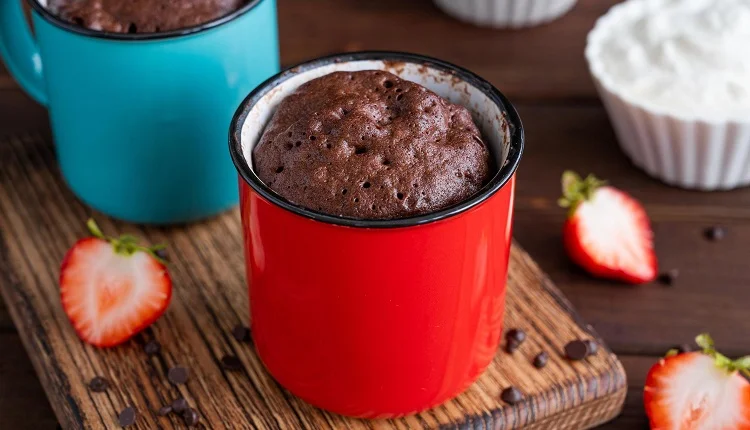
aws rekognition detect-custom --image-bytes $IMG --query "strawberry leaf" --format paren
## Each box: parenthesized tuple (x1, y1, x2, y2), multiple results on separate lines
(715, 354, 733, 369)
(82, 219, 168, 263)
(558, 171, 607, 213)
(562, 170, 581, 195)
(734, 356, 750, 370)
(87, 218, 105, 239)
(696, 333, 715, 352)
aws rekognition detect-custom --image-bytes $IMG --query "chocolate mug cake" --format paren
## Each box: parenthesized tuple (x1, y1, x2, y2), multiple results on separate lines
(253, 70, 493, 220)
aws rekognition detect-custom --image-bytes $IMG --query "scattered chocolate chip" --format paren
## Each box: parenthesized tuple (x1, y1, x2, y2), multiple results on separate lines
(157, 405, 172, 416)
(533, 352, 549, 369)
(704, 226, 726, 241)
(144, 340, 161, 356)
(506, 328, 526, 344)
(500, 386, 523, 405)
(505, 340, 520, 353)
(88, 376, 109, 392)
(182, 408, 200, 426)
(564, 340, 590, 361)
(168, 366, 189, 385)
(220, 355, 243, 371)
(585, 339, 599, 356)
(657, 269, 679, 286)
(171, 398, 188, 413)
(118, 406, 136, 427)
(232, 324, 250, 342)
(675, 343, 693, 354)
(504, 328, 526, 353)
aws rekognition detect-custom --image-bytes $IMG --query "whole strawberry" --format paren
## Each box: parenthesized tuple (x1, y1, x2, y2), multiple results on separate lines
(558, 171, 657, 284)
(645, 334, 750, 429)
(59, 219, 172, 347)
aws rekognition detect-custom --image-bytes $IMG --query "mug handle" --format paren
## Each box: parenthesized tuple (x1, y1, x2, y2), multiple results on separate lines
(0, 0, 47, 105)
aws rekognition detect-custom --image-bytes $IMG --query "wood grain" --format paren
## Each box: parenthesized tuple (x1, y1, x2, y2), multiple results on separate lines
(0, 327, 652, 429)
(512, 104, 750, 356)
(1, 0, 619, 101)
(0, 132, 625, 429)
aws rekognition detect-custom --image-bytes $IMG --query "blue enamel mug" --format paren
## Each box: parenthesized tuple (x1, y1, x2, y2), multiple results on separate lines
(0, 0, 279, 224)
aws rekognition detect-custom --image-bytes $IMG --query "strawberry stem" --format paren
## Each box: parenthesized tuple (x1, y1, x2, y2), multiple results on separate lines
(87, 218, 105, 239)
(85, 218, 168, 265)
(694, 333, 750, 379)
(558, 171, 607, 214)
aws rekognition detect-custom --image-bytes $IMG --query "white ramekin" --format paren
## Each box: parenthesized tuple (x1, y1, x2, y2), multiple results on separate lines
(586, 2, 750, 191)
(433, 0, 577, 28)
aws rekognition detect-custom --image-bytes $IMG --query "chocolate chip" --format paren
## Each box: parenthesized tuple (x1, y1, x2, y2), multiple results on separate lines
(564, 340, 590, 361)
(88, 376, 109, 392)
(500, 386, 523, 405)
(704, 226, 726, 241)
(657, 269, 679, 286)
(144, 340, 161, 356)
(506, 328, 526, 344)
(157, 405, 172, 416)
(171, 398, 188, 413)
(182, 408, 200, 426)
(675, 343, 693, 354)
(504, 339, 520, 354)
(504, 328, 526, 353)
(232, 324, 250, 342)
(533, 352, 549, 369)
(118, 406, 136, 427)
(585, 339, 599, 356)
(168, 366, 189, 385)
(154, 248, 168, 261)
(220, 355, 243, 371)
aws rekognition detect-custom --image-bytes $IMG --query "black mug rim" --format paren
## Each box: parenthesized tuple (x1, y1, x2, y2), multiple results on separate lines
(26, 0, 265, 41)
(229, 51, 525, 229)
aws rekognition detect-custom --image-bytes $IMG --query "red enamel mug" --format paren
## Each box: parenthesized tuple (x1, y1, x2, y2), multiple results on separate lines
(229, 52, 524, 418)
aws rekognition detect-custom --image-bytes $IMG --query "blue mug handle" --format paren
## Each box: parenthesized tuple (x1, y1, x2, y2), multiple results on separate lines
(0, 0, 47, 105)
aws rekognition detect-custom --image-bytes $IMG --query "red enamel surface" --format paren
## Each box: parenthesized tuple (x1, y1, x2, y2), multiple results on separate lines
(239, 175, 516, 418)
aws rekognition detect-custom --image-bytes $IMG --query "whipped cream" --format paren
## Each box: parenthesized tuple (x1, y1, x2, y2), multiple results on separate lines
(587, 0, 750, 121)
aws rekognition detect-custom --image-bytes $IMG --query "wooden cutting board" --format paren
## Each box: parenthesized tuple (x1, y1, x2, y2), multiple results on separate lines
(0, 133, 626, 429)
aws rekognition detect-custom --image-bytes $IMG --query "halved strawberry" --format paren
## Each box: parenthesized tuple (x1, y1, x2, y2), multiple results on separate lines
(645, 334, 750, 429)
(558, 171, 657, 284)
(59, 219, 172, 347)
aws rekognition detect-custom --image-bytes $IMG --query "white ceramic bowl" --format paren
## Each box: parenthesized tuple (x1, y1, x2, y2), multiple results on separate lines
(586, 1, 750, 191)
(434, 0, 577, 28)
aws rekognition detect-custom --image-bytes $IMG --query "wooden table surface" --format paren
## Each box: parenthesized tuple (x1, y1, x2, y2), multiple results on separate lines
(1, 0, 746, 428)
